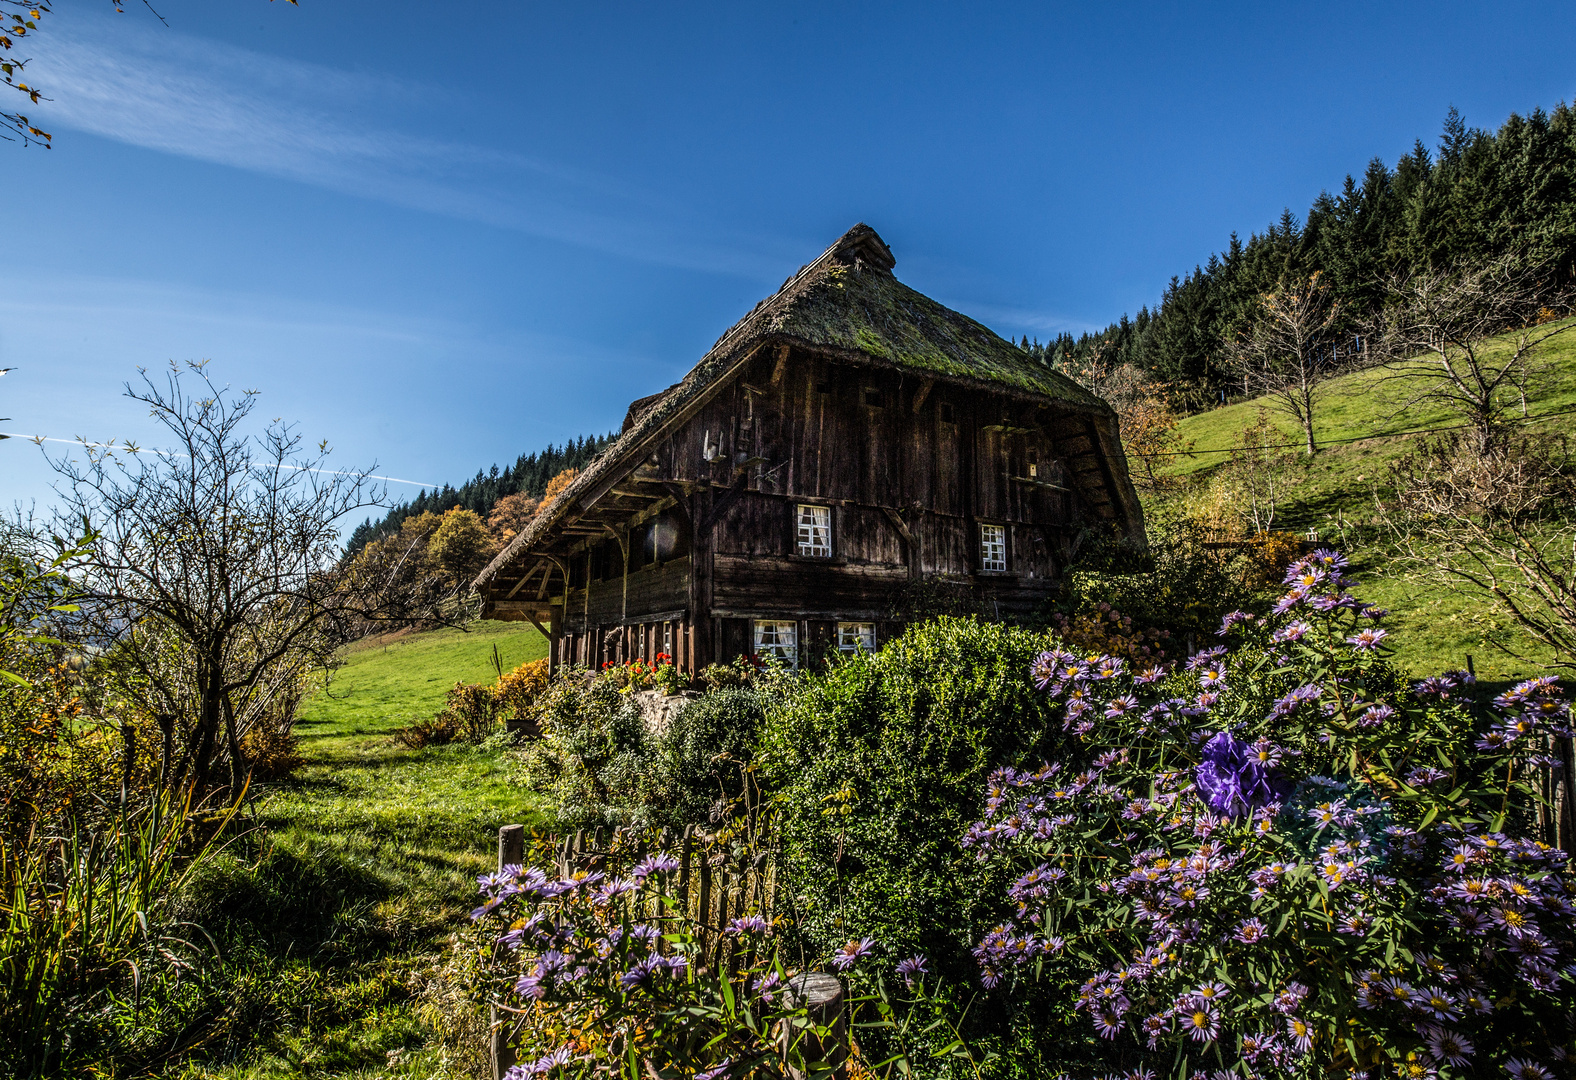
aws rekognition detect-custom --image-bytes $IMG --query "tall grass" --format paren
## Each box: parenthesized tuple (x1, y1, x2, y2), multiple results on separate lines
(0, 789, 235, 1076)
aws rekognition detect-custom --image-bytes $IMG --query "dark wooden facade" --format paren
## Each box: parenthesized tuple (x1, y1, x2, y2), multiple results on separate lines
(475, 225, 1145, 673)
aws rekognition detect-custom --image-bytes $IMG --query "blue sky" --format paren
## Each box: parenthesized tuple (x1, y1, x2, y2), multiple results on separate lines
(5, 1, 1576, 520)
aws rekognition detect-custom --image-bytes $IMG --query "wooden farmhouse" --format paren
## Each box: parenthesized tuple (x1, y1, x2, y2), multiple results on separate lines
(473, 224, 1145, 673)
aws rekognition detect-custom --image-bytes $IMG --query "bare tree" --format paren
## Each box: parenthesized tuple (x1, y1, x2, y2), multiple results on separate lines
(1223, 409, 1295, 535)
(1372, 251, 1576, 454)
(1386, 428, 1576, 664)
(1061, 345, 1192, 488)
(1224, 272, 1347, 456)
(50, 362, 450, 796)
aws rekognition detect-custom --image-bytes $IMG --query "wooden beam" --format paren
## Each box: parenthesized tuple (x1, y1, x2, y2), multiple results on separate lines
(662, 483, 694, 528)
(770, 342, 791, 385)
(880, 506, 914, 547)
(698, 473, 750, 534)
(881, 507, 921, 580)
(911, 378, 934, 415)
(504, 560, 543, 599)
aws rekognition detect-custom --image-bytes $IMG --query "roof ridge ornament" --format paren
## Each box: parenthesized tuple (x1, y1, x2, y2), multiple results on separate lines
(830, 223, 896, 272)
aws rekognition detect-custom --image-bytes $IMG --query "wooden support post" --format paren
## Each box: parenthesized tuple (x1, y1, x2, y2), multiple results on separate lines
(696, 852, 713, 963)
(690, 488, 716, 672)
(910, 377, 934, 415)
(678, 825, 695, 923)
(770, 342, 791, 386)
(491, 823, 526, 1080)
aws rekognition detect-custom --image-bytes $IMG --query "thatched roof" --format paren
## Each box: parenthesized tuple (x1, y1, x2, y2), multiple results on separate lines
(476, 224, 1122, 589)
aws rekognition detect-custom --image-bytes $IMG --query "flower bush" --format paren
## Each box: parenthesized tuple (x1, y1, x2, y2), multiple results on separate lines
(472, 829, 941, 1079)
(964, 550, 1575, 1078)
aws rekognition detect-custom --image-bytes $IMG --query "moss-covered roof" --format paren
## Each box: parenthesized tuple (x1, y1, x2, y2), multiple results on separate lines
(763, 256, 1102, 405)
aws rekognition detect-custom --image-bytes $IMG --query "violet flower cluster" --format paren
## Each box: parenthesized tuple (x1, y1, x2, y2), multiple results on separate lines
(969, 550, 1576, 1078)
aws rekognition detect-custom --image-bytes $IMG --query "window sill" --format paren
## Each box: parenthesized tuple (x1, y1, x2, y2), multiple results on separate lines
(787, 554, 848, 566)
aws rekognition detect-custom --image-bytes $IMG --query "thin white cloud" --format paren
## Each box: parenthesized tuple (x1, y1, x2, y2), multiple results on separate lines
(24, 15, 799, 278)
(948, 300, 1101, 339)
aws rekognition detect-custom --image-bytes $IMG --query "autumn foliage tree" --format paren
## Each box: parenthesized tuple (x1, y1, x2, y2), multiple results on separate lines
(428, 507, 497, 584)
(1060, 348, 1190, 489)
(486, 492, 540, 543)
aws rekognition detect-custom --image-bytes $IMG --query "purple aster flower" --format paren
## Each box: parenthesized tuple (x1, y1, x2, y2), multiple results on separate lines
(1134, 665, 1168, 685)
(724, 915, 770, 936)
(1177, 1003, 1219, 1043)
(1217, 610, 1252, 635)
(1284, 1015, 1313, 1054)
(1505, 1060, 1555, 1080)
(1273, 620, 1312, 643)
(1194, 731, 1287, 818)
(1105, 694, 1139, 718)
(1356, 703, 1394, 728)
(1186, 646, 1227, 671)
(1272, 587, 1310, 614)
(895, 954, 929, 989)
(1346, 628, 1388, 651)
(1272, 982, 1308, 1013)
(1092, 1008, 1125, 1039)
(693, 1061, 733, 1080)
(831, 937, 876, 971)
(632, 854, 681, 880)
(1421, 1026, 1473, 1068)
(1270, 683, 1322, 718)
(1234, 917, 1269, 943)
(1141, 1012, 1169, 1049)
(1407, 766, 1448, 787)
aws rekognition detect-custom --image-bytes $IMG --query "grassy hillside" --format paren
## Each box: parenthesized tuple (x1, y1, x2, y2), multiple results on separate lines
(1146, 320, 1576, 681)
(177, 622, 548, 1079)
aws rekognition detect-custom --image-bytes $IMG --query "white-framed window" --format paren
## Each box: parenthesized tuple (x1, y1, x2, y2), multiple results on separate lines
(837, 622, 875, 654)
(662, 622, 673, 660)
(796, 504, 832, 558)
(980, 523, 1007, 573)
(753, 620, 798, 668)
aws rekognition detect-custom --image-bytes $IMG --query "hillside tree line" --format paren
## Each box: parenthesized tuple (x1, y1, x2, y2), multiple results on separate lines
(344, 432, 614, 556)
(1033, 104, 1576, 409)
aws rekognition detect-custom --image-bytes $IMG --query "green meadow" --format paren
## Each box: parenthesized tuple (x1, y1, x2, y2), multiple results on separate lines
(170, 621, 547, 1079)
(1148, 318, 1576, 681)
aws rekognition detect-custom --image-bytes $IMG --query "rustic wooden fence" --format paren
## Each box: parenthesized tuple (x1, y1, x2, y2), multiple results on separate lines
(489, 822, 793, 1080)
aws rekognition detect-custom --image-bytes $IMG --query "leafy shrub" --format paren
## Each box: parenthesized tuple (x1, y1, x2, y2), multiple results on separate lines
(1064, 516, 1270, 641)
(393, 710, 465, 749)
(759, 617, 1065, 984)
(520, 675, 660, 827)
(655, 683, 785, 824)
(240, 722, 304, 780)
(496, 658, 551, 720)
(396, 680, 500, 748)
(961, 550, 1576, 1077)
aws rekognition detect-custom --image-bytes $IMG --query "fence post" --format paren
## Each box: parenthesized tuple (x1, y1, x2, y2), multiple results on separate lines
(780, 972, 847, 1080)
(492, 824, 525, 1080)
(498, 824, 525, 871)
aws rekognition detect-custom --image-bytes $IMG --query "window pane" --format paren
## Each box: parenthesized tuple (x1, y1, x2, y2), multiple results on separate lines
(752, 620, 798, 668)
(981, 524, 1007, 572)
(796, 504, 831, 557)
(837, 622, 875, 653)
